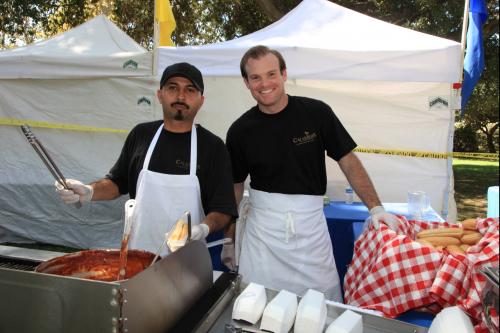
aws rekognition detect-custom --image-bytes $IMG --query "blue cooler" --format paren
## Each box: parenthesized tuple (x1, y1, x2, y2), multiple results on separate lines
(487, 186, 499, 218)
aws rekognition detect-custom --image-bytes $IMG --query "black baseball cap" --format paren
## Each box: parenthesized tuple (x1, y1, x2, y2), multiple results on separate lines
(160, 62, 204, 94)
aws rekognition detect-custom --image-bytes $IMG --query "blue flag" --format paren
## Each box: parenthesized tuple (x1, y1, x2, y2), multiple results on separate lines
(461, 0, 488, 114)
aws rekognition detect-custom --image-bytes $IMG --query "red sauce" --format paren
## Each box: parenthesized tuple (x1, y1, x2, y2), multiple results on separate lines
(35, 249, 156, 282)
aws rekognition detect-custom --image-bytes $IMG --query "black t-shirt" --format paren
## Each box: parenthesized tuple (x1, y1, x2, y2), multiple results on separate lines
(106, 120, 238, 218)
(226, 95, 357, 195)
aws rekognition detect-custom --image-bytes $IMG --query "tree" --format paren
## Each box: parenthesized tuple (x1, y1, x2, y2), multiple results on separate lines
(459, 63, 499, 152)
(454, 123, 479, 152)
(0, 0, 115, 48)
(0, 0, 57, 48)
(457, 0, 499, 153)
(169, 0, 274, 45)
(113, 0, 154, 48)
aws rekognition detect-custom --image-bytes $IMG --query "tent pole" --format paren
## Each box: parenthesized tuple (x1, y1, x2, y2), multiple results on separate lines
(153, 0, 159, 77)
(445, 0, 471, 221)
(459, 0, 470, 82)
(444, 108, 458, 222)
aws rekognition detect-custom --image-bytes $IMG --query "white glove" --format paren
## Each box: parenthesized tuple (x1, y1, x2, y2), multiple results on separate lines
(369, 206, 400, 231)
(221, 241, 236, 271)
(191, 223, 210, 240)
(54, 179, 93, 204)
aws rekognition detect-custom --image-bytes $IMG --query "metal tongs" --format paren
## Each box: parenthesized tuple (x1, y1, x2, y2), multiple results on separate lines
(20, 125, 81, 208)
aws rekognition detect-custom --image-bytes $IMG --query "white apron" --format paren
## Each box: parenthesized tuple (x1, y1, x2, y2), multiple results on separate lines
(129, 124, 205, 257)
(239, 188, 342, 301)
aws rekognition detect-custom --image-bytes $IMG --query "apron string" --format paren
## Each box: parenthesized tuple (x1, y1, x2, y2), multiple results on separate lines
(189, 124, 197, 175)
(143, 124, 164, 170)
(284, 211, 296, 243)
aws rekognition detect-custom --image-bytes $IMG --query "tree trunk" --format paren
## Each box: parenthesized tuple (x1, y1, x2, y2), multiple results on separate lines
(486, 123, 499, 153)
(255, 0, 286, 21)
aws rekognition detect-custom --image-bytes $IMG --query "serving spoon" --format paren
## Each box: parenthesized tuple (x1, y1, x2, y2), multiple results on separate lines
(117, 199, 136, 280)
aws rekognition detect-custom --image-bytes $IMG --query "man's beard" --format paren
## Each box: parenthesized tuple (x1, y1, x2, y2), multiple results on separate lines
(171, 102, 189, 120)
(174, 110, 184, 120)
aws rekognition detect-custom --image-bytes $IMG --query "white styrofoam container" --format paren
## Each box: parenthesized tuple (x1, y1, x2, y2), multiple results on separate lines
(260, 289, 298, 333)
(232, 282, 267, 324)
(325, 309, 363, 333)
(294, 289, 327, 333)
(428, 306, 474, 333)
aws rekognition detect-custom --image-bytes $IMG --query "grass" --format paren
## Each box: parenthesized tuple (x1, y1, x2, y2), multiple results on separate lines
(453, 158, 499, 221)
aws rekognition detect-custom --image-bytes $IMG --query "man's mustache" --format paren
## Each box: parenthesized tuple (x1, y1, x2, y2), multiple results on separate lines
(171, 102, 189, 109)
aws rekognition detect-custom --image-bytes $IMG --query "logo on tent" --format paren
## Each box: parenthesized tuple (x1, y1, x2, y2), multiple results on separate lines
(123, 59, 138, 69)
(137, 96, 151, 106)
(428, 96, 449, 110)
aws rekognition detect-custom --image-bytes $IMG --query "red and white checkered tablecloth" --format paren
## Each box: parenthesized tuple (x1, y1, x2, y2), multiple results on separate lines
(344, 217, 499, 333)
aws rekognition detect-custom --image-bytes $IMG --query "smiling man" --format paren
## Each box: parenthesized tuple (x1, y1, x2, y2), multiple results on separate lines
(55, 62, 237, 257)
(224, 45, 400, 301)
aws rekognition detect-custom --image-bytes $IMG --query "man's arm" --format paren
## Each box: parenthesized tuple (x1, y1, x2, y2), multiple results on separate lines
(220, 183, 244, 270)
(89, 178, 121, 201)
(203, 211, 233, 234)
(223, 182, 243, 240)
(234, 182, 245, 207)
(338, 152, 381, 210)
(190, 211, 232, 242)
(338, 152, 401, 231)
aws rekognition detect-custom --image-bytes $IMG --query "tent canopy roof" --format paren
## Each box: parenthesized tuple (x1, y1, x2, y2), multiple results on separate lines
(0, 15, 151, 78)
(158, 0, 461, 82)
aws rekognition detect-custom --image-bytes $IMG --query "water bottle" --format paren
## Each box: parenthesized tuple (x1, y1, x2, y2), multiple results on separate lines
(345, 186, 354, 204)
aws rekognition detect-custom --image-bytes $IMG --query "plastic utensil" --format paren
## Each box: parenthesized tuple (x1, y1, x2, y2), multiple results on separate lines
(206, 238, 232, 248)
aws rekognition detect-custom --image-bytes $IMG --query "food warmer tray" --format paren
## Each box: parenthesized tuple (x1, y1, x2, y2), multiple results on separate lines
(0, 242, 429, 333)
(0, 241, 213, 333)
(199, 282, 429, 333)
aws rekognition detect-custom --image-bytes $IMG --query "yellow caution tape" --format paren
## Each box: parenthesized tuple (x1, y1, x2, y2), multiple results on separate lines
(355, 147, 498, 161)
(451, 152, 499, 159)
(354, 147, 448, 159)
(1, 117, 497, 161)
(0, 117, 128, 133)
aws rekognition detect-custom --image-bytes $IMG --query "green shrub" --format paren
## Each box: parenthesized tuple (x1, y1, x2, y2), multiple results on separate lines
(454, 125, 479, 152)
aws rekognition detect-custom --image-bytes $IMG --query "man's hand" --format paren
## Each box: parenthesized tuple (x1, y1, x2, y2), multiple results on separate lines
(191, 223, 210, 240)
(369, 206, 400, 231)
(55, 179, 93, 204)
(221, 241, 236, 271)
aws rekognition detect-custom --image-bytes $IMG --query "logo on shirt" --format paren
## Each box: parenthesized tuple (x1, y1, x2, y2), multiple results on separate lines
(292, 131, 317, 146)
(176, 159, 200, 171)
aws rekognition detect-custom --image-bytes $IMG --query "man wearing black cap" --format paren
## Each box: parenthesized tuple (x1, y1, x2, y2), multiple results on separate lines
(55, 62, 238, 257)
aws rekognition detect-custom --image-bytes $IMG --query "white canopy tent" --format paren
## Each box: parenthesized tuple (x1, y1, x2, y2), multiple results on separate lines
(158, 0, 461, 219)
(0, 16, 160, 248)
(0, 15, 151, 78)
(0, 1, 462, 249)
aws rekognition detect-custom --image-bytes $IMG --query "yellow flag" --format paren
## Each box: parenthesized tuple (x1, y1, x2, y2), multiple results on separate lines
(156, 0, 176, 46)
